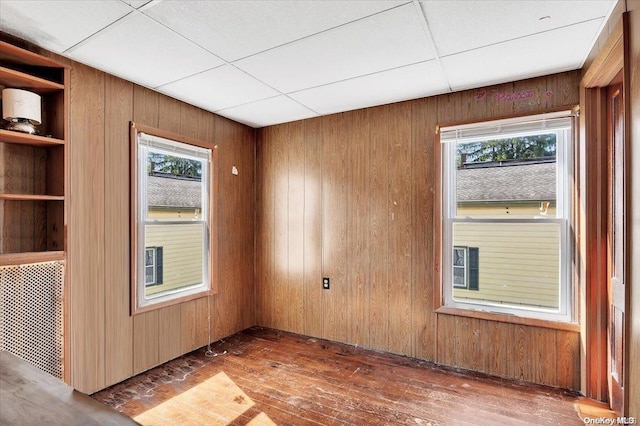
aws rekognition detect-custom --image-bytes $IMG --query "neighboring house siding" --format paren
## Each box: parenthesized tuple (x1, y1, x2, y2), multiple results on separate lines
(145, 209, 204, 296)
(452, 220, 560, 309)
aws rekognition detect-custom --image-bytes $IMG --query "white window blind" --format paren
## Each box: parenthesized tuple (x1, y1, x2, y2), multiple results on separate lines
(440, 111, 573, 144)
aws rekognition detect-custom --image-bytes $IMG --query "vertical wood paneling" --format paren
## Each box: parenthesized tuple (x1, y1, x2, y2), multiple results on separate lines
(454, 316, 475, 369)
(238, 124, 256, 330)
(387, 102, 412, 356)
(481, 320, 513, 378)
(213, 116, 233, 338)
(158, 96, 181, 133)
(180, 301, 198, 353)
(436, 314, 457, 366)
(411, 98, 436, 361)
(255, 71, 582, 390)
(256, 126, 275, 328)
(158, 304, 182, 362)
(104, 74, 133, 385)
(69, 63, 105, 393)
(556, 330, 580, 390)
(512, 324, 530, 382)
(195, 296, 210, 348)
(288, 123, 305, 334)
(303, 118, 324, 338)
(66, 57, 254, 390)
(322, 114, 348, 342)
(530, 327, 558, 386)
(272, 125, 289, 331)
(346, 109, 370, 347)
(133, 86, 159, 128)
(133, 309, 159, 374)
(211, 117, 255, 340)
(369, 106, 390, 351)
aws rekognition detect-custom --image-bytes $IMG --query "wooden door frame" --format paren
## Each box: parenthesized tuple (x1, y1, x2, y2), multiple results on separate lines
(580, 13, 631, 412)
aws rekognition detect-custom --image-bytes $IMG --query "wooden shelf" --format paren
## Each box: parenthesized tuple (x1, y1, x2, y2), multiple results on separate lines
(0, 251, 65, 266)
(0, 41, 67, 265)
(0, 193, 64, 201)
(0, 66, 64, 94)
(0, 129, 64, 146)
(0, 41, 67, 69)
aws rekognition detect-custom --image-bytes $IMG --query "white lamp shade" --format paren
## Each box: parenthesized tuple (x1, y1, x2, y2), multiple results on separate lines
(2, 88, 42, 124)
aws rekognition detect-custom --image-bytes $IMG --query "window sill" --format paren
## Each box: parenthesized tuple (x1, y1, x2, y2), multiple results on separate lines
(434, 306, 580, 332)
(132, 289, 213, 316)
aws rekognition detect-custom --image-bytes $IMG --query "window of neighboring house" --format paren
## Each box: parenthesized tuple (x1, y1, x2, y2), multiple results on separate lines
(453, 246, 479, 290)
(439, 111, 575, 323)
(131, 123, 215, 313)
(144, 247, 163, 286)
(453, 246, 467, 288)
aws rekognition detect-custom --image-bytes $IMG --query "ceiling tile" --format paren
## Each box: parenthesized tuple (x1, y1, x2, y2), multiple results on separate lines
(421, 0, 615, 56)
(234, 3, 435, 94)
(143, 0, 407, 62)
(122, 0, 153, 9)
(290, 61, 449, 115)
(441, 19, 604, 91)
(217, 96, 318, 128)
(0, 0, 132, 53)
(156, 65, 280, 112)
(66, 12, 224, 89)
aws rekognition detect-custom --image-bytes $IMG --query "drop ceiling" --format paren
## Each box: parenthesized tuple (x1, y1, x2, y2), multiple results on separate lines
(0, 0, 616, 128)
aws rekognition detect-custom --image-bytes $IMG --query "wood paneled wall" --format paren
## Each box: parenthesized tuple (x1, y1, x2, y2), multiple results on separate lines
(66, 61, 255, 393)
(256, 71, 581, 389)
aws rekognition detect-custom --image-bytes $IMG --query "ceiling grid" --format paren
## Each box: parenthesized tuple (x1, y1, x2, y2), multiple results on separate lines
(0, 0, 617, 128)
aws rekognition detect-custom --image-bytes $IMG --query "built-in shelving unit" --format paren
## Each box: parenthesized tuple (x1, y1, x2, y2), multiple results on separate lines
(0, 40, 68, 265)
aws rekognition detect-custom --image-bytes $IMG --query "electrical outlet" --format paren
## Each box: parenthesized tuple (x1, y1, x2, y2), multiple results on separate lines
(322, 277, 330, 289)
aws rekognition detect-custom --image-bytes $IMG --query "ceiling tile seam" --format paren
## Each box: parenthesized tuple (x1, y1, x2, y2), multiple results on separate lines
(284, 58, 439, 96)
(228, 1, 414, 64)
(153, 64, 228, 90)
(280, 94, 321, 116)
(212, 93, 319, 118)
(438, 16, 607, 60)
(411, 0, 452, 92)
(137, 0, 164, 12)
(62, 9, 135, 55)
(160, 62, 293, 113)
(135, 9, 228, 65)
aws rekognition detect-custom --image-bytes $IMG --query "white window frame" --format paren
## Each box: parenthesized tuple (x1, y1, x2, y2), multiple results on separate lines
(440, 111, 575, 323)
(131, 123, 215, 314)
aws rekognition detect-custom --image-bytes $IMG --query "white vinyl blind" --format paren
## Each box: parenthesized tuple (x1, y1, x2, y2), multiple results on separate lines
(440, 111, 573, 144)
(138, 132, 211, 161)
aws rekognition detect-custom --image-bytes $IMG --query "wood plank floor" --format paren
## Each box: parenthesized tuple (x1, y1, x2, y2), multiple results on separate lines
(92, 327, 591, 425)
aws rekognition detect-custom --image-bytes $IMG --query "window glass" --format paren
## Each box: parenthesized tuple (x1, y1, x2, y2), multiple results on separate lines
(453, 247, 467, 288)
(133, 129, 211, 311)
(440, 112, 573, 322)
(145, 248, 156, 286)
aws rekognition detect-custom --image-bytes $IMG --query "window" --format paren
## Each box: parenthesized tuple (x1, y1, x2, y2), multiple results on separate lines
(453, 247, 467, 288)
(453, 246, 479, 290)
(131, 123, 215, 313)
(439, 111, 574, 323)
(144, 247, 163, 286)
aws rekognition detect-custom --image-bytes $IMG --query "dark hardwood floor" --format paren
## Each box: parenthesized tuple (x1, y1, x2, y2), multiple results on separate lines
(92, 327, 591, 425)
